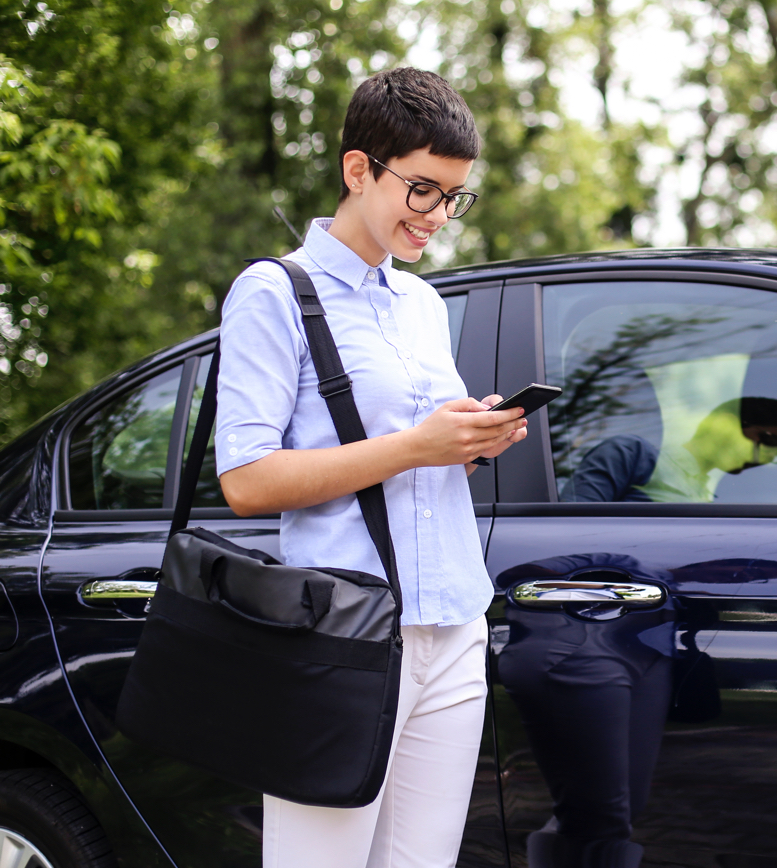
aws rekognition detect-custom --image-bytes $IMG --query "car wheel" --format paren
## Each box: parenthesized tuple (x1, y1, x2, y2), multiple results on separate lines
(0, 769, 116, 868)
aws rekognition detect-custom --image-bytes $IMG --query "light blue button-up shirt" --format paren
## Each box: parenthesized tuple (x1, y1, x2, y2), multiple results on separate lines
(215, 218, 494, 626)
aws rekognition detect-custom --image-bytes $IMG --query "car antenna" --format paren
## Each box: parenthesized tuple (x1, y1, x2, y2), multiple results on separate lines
(273, 206, 305, 247)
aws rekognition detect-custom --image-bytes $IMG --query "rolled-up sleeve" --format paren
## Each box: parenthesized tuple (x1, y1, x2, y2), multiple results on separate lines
(215, 269, 307, 476)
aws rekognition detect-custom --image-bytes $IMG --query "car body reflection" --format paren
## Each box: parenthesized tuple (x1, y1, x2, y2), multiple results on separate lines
(495, 554, 683, 867)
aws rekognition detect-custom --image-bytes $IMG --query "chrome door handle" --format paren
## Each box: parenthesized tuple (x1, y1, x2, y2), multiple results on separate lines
(509, 580, 665, 607)
(80, 572, 158, 603)
(81, 580, 157, 601)
(507, 578, 666, 621)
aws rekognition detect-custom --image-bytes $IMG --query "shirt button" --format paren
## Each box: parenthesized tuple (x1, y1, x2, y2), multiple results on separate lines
(403, 350, 411, 359)
(421, 398, 429, 407)
(228, 434, 237, 442)
(423, 509, 432, 519)
(367, 271, 376, 281)
(229, 447, 238, 456)
(380, 310, 389, 319)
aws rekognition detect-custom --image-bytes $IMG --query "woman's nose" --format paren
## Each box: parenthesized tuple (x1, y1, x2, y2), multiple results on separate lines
(426, 198, 450, 227)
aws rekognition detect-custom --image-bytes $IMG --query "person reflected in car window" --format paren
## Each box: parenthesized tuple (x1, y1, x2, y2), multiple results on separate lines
(561, 397, 777, 502)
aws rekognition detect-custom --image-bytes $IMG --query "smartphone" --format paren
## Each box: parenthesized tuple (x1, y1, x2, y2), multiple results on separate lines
(488, 383, 563, 415)
(471, 383, 563, 466)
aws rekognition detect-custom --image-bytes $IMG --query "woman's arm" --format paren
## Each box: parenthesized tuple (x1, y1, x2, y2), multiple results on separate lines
(221, 398, 526, 516)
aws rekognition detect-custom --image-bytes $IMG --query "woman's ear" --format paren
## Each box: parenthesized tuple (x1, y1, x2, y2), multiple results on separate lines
(342, 150, 371, 194)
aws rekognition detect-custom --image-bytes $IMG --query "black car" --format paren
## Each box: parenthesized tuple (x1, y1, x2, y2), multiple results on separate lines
(2, 248, 777, 868)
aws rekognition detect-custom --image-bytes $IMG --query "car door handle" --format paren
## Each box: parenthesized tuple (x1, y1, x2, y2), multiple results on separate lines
(80, 569, 158, 603)
(507, 577, 666, 621)
(509, 579, 665, 607)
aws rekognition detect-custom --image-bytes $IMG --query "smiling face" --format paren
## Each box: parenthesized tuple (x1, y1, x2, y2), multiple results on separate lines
(330, 148, 475, 266)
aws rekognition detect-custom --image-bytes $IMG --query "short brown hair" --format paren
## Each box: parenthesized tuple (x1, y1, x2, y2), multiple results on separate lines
(338, 68, 480, 202)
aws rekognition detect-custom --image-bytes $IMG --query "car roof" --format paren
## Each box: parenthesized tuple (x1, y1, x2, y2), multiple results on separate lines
(424, 246, 777, 287)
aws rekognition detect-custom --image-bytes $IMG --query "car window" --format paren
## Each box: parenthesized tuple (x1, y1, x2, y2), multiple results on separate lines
(69, 366, 183, 510)
(443, 294, 468, 360)
(544, 281, 777, 504)
(183, 353, 228, 508)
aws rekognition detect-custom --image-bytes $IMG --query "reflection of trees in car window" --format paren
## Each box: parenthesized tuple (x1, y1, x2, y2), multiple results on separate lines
(104, 401, 175, 474)
(69, 367, 181, 510)
(544, 282, 777, 503)
(547, 311, 725, 481)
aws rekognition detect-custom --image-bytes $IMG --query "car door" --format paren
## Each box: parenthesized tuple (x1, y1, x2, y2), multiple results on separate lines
(41, 345, 283, 868)
(487, 270, 777, 867)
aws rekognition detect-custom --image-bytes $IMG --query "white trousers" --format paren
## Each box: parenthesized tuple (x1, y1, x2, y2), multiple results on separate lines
(262, 615, 488, 868)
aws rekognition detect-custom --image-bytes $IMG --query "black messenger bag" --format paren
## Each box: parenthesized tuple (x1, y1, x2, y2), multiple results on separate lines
(116, 258, 403, 808)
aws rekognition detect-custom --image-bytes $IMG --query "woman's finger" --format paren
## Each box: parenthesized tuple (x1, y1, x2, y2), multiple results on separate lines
(469, 406, 524, 428)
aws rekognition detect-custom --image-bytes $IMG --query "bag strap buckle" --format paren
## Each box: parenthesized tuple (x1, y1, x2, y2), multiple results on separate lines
(318, 374, 352, 398)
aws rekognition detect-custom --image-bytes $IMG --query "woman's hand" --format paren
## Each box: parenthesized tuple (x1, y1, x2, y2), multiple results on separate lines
(408, 396, 526, 467)
(478, 394, 528, 458)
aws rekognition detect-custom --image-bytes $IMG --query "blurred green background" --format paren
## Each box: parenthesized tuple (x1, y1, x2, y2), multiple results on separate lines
(2, 0, 777, 444)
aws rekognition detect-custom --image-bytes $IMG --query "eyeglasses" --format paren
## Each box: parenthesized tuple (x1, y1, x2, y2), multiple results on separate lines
(366, 154, 478, 218)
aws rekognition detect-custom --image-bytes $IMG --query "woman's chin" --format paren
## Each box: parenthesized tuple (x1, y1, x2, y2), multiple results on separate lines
(393, 247, 425, 264)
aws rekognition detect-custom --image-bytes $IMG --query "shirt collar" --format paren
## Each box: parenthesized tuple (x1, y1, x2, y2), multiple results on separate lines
(303, 218, 407, 294)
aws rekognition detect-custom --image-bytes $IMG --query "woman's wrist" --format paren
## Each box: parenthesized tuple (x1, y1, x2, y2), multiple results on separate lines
(391, 425, 429, 471)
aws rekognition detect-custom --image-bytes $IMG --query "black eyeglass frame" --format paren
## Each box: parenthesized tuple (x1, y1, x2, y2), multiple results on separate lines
(365, 154, 478, 218)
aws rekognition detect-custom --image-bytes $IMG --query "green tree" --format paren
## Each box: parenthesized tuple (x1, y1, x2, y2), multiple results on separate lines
(144, 0, 407, 312)
(0, 0, 210, 443)
(411, 0, 660, 265)
(667, 0, 777, 245)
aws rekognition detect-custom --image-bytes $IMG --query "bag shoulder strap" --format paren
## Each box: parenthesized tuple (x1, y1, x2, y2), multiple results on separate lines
(171, 257, 402, 614)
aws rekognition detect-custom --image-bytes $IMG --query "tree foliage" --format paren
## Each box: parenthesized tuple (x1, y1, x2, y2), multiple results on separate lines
(669, 0, 777, 245)
(145, 0, 406, 312)
(0, 0, 209, 441)
(2, 0, 777, 445)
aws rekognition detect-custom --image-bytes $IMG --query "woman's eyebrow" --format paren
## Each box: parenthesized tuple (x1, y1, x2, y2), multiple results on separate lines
(411, 174, 466, 192)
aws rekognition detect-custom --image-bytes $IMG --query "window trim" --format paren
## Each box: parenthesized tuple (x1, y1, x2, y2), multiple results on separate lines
(496, 282, 557, 503)
(431, 264, 777, 294)
(495, 502, 777, 518)
(52, 507, 280, 523)
(513, 267, 777, 292)
(163, 356, 200, 509)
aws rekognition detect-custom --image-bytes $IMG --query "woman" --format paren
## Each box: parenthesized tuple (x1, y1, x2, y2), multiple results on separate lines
(216, 67, 527, 868)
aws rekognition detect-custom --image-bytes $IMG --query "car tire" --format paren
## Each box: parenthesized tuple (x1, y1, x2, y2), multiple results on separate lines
(0, 769, 117, 868)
